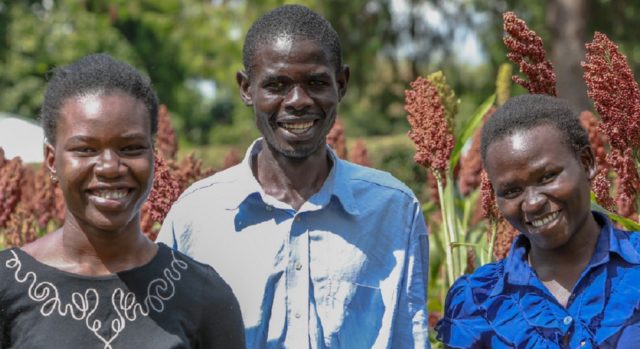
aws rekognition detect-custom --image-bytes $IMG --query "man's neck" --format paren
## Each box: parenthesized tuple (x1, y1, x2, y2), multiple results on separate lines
(253, 143, 332, 211)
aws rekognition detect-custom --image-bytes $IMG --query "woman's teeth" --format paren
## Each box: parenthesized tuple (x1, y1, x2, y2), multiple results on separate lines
(281, 120, 314, 133)
(531, 211, 560, 227)
(92, 189, 128, 200)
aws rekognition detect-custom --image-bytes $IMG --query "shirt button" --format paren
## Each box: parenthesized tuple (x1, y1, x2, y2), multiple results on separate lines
(295, 262, 302, 270)
(295, 216, 301, 222)
(563, 316, 573, 325)
(265, 205, 272, 211)
(580, 341, 586, 347)
(295, 312, 301, 319)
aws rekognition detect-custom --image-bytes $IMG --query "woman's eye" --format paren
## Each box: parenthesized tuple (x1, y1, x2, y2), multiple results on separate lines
(121, 145, 146, 154)
(541, 172, 557, 183)
(499, 188, 521, 199)
(73, 147, 95, 154)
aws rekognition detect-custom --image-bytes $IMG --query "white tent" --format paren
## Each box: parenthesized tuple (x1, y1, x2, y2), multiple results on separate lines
(0, 112, 45, 163)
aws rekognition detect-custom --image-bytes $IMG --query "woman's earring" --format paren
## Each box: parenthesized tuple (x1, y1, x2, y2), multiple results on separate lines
(50, 172, 58, 183)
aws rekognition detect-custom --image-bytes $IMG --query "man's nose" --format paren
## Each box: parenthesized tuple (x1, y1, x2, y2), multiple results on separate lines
(284, 85, 312, 113)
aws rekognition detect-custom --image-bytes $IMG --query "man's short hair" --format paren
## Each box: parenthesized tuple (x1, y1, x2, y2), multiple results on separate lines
(480, 94, 590, 164)
(242, 4, 342, 77)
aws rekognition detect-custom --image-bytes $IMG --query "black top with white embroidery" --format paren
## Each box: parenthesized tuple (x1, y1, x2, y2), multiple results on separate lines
(0, 243, 245, 349)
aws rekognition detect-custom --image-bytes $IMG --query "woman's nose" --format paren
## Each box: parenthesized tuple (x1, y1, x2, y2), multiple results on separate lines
(95, 150, 122, 178)
(522, 187, 546, 213)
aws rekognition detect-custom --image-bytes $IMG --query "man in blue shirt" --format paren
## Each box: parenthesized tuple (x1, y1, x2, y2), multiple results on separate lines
(157, 4, 430, 349)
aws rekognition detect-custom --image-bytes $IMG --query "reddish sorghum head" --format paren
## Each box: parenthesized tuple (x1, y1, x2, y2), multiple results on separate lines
(579, 111, 614, 209)
(465, 248, 476, 274)
(405, 76, 455, 174)
(170, 153, 216, 193)
(155, 105, 178, 160)
(27, 166, 65, 229)
(222, 147, 242, 170)
(480, 170, 500, 222)
(350, 139, 371, 167)
(493, 218, 519, 260)
(609, 148, 640, 218)
(0, 156, 25, 228)
(4, 204, 38, 247)
(327, 118, 348, 159)
(141, 152, 182, 240)
(503, 12, 557, 96)
(583, 32, 640, 151)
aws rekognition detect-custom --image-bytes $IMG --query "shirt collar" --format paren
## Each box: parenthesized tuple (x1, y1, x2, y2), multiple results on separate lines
(496, 211, 640, 295)
(222, 138, 359, 215)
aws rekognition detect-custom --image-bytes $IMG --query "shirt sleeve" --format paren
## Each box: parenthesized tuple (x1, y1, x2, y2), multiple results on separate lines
(436, 276, 490, 348)
(391, 200, 430, 348)
(197, 267, 246, 349)
(156, 204, 180, 250)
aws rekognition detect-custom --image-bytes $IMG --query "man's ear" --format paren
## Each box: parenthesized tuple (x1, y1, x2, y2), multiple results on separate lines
(44, 142, 57, 179)
(236, 70, 253, 106)
(580, 145, 597, 180)
(337, 64, 350, 101)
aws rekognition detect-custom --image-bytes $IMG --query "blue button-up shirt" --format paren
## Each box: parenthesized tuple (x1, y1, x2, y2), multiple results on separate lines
(436, 212, 640, 348)
(158, 140, 430, 349)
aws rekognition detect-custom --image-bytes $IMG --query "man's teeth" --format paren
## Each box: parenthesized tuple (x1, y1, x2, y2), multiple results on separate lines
(92, 189, 128, 200)
(531, 211, 560, 227)
(281, 121, 314, 133)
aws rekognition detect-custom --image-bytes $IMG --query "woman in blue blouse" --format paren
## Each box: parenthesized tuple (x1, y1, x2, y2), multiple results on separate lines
(436, 94, 640, 348)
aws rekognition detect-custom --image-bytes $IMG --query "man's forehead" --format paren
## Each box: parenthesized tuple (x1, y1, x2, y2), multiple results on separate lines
(272, 33, 294, 52)
(252, 38, 336, 71)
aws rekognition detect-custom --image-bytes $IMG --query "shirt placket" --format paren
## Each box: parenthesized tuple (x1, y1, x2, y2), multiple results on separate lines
(284, 213, 310, 348)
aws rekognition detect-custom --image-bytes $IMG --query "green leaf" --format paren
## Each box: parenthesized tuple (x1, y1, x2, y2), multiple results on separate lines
(591, 197, 640, 231)
(450, 94, 496, 167)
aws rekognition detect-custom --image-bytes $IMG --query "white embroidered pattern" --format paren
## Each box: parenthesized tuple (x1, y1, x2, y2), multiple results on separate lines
(4, 249, 189, 348)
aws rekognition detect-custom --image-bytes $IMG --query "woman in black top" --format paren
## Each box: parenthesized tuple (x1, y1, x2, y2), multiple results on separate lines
(0, 54, 245, 348)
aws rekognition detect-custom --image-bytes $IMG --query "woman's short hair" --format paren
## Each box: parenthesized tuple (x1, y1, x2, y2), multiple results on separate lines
(480, 94, 590, 164)
(41, 53, 158, 144)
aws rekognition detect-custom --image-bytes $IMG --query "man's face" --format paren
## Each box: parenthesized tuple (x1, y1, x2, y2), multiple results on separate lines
(238, 38, 349, 159)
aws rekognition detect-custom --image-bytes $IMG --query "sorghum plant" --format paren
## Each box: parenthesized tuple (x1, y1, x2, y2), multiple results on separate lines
(405, 71, 495, 285)
(503, 11, 557, 96)
(405, 73, 458, 284)
(141, 151, 182, 240)
(327, 118, 348, 159)
(350, 139, 371, 167)
(0, 153, 24, 229)
(583, 32, 640, 219)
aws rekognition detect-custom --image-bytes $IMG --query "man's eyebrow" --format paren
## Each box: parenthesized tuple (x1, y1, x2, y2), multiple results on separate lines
(308, 72, 331, 79)
(260, 75, 287, 83)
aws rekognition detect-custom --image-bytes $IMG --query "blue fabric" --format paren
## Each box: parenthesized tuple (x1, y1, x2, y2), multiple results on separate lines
(436, 212, 640, 348)
(157, 139, 430, 349)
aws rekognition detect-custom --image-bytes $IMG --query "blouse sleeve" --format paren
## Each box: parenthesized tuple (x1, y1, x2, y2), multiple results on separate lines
(435, 276, 492, 349)
(197, 266, 246, 349)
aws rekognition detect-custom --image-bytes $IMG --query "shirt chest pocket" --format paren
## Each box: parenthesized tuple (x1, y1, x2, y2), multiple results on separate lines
(313, 278, 385, 347)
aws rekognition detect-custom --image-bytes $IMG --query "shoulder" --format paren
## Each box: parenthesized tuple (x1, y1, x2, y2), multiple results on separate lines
(444, 261, 505, 313)
(175, 164, 243, 203)
(618, 228, 640, 247)
(436, 262, 506, 348)
(339, 159, 417, 200)
(159, 244, 235, 297)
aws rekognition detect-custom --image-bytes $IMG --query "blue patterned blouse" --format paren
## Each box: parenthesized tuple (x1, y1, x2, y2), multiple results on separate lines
(436, 212, 640, 348)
